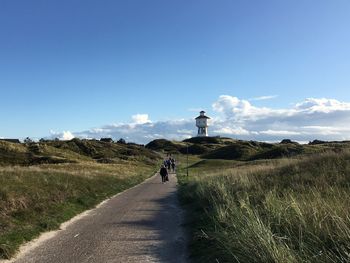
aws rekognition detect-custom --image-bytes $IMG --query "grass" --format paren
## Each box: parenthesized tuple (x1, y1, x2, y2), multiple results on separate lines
(0, 161, 158, 259)
(148, 137, 350, 161)
(0, 139, 160, 166)
(0, 140, 161, 259)
(178, 150, 350, 262)
(146, 137, 237, 155)
(3, 138, 350, 261)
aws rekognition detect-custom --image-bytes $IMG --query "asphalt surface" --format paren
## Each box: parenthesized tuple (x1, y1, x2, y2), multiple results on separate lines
(12, 172, 188, 263)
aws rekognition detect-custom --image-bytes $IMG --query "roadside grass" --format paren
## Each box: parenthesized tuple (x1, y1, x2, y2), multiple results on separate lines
(0, 161, 158, 259)
(178, 151, 350, 262)
(188, 159, 241, 173)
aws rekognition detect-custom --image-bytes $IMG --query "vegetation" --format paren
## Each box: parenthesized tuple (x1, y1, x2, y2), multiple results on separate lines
(178, 150, 350, 262)
(0, 139, 160, 259)
(3, 136, 350, 261)
(147, 137, 350, 161)
(145, 139, 186, 153)
(146, 137, 236, 155)
(0, 139, 159, 166)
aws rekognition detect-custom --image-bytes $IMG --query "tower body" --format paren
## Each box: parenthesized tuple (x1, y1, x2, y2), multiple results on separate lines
(195, 111, 210, 137)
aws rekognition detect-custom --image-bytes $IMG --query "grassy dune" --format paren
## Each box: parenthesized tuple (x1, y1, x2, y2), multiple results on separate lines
(178, 151, 350, 262)
(147, 137, 350, 160)
(0, 140, 160, 259)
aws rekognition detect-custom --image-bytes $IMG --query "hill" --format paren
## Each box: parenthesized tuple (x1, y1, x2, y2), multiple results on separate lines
(201, 140, 309, 160)
(0, 139, 160, 166)
(146, 137, 236, 155)
(146, 137, 350, 161)
(145, 139, 185, 153)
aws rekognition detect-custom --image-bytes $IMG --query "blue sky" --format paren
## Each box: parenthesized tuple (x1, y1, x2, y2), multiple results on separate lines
(1, 0, 350, 142)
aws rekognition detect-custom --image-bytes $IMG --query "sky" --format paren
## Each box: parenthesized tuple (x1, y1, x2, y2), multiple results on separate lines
(1, 0, 350, 143)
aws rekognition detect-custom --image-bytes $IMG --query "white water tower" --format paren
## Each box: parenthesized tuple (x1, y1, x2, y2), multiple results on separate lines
(195, 111, 210, 137)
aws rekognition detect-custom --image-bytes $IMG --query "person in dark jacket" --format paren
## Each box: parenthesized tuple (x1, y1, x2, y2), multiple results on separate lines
(171, 158, 176, 172)
(166, 158, 171, 170)
(159, 165, 168, 183)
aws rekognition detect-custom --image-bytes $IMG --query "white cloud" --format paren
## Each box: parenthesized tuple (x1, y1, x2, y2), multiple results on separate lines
(62, 131, 75, 140)
(211, 95, 350, 142)
(47, 95, 350, 144)
(50, 130, 75, 141)
(295, 98, 350, 113)
(301, 126, 350, 136)
(73, 119, 195, 144)
(176, 129, 193, 134)
(212, 95, 276, 122)
(259, 130, 301, 136)
(131, 114, 151, 124)
(213, 127, 250, 135)
(249, 95, 278, 101)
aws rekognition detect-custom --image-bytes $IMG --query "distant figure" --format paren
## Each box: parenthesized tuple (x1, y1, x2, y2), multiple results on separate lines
(171, 158, 176, 172)
(159, 165, 168, 183)
(166, 158, 171, 170)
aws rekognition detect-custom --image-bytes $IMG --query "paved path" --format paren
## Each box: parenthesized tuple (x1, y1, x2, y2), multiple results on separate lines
(12, 173, 188, 263)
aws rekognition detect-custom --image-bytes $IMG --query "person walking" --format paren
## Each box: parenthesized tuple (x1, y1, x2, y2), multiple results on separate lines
(171, 158, 176, 172)
(159, 165, 168, 183)
(166, 158, 171, 170)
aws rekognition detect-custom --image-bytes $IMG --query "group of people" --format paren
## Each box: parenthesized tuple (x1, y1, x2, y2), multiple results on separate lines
(164, 157, 176, 172)
(159, 157, 176, 183)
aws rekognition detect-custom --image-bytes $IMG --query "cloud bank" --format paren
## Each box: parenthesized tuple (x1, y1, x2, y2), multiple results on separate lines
(50, 96, 350, 144)
(211, 95, 350, 142)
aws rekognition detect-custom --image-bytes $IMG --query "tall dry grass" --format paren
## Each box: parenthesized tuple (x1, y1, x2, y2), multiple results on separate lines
(179, 151, 350, 262)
